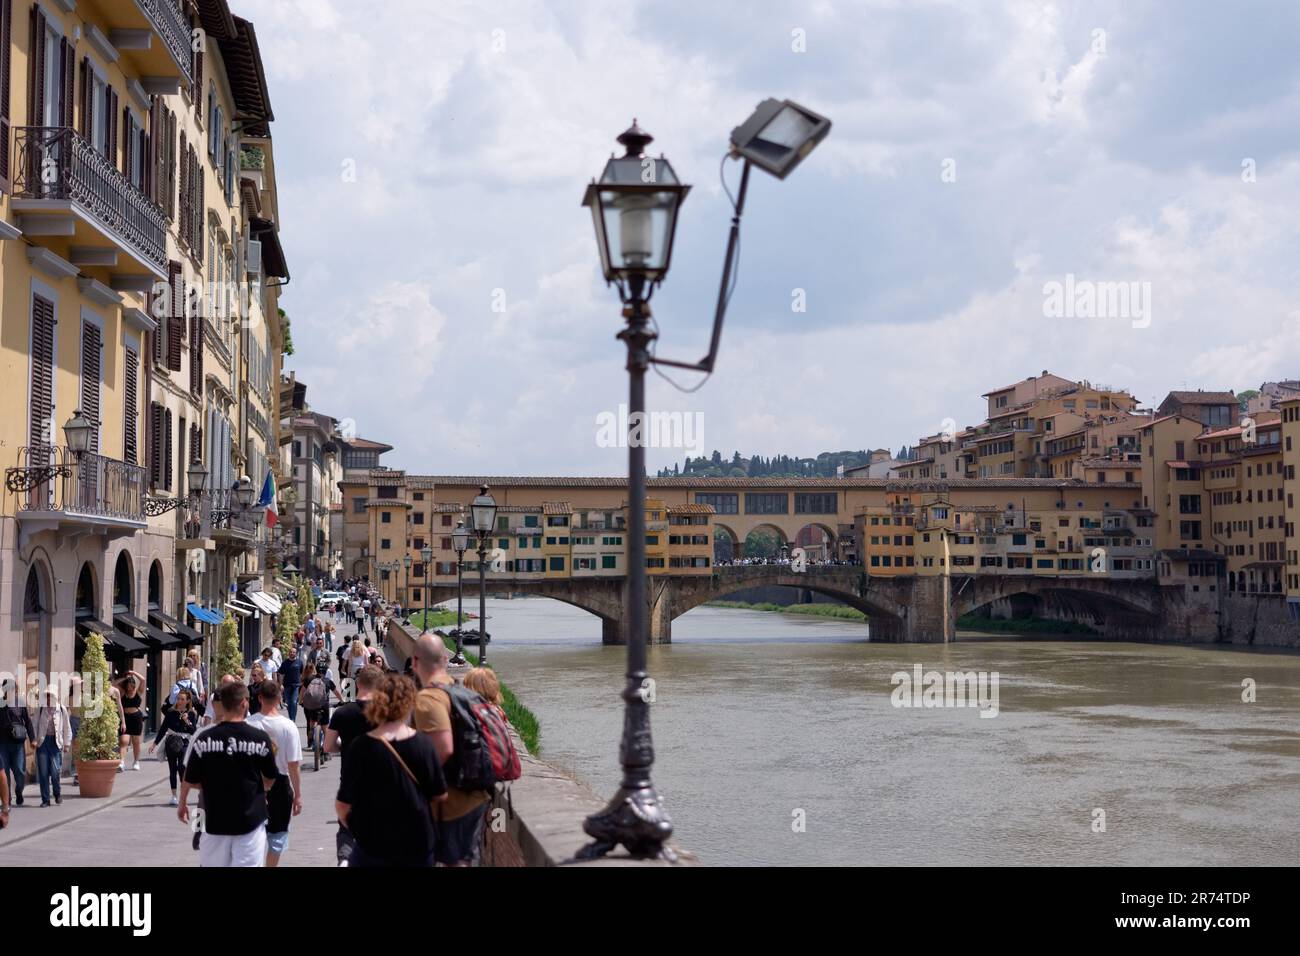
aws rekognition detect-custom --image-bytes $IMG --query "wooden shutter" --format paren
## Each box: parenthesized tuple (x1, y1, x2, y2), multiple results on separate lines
(80, 322, 101, 454)
(193, 48, 203, 117)
(189, 311, 203, 396)
(189, 423, 201, 472)
(123, 346, 139, 465)
(60, 36, 72, 129)
(29, 5, 45, 128)
(121, 105, 131, 179)
(106, 89, 117, 169)
(163, 409, 173, 490)
(166, 109, 176, 219)
(166, 260, 183, 371)
(0, 0, 12, 187)
(78, 57, 89, 137)
(29, 294, 55, 457)
(149, 402, 163, 486)
(196, 173, 205, 262)
(178, 131, 188, 243)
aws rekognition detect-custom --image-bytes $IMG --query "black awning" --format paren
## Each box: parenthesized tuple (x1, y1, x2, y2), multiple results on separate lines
(250, 217, 289, 279)
(78, 619, 148, 654)
(149, 610, 205, 646)
(114, 613, 183, 649)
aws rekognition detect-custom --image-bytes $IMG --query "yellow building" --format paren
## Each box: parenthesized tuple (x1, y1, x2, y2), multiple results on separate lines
(1, 0, 286, 707)
(667, 503, 713, 573)
(1282, 398, 1300, 617)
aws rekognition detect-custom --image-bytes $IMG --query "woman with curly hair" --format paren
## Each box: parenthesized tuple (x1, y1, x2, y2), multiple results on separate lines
(334, 673, 446, 867)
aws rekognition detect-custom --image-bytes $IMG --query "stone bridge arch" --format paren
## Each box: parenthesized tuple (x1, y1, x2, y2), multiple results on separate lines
(952, 574, 1163, 638)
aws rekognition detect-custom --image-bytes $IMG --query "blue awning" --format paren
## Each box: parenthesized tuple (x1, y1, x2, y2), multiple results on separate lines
(187, 603, 225, 626)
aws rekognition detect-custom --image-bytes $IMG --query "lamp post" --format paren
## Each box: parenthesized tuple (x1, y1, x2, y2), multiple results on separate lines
(402, 553, 412, 622)
(578, 104, 829, 861)
(451, 519, 469, 649)
(469, 487, 497, 666)
(420, 544, 433, 633)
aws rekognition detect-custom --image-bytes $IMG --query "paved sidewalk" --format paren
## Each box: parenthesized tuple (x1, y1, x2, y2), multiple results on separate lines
(0, 614, 379, 867)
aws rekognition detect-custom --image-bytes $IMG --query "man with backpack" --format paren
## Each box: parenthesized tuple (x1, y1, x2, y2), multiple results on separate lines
(411, 634, 519, 866)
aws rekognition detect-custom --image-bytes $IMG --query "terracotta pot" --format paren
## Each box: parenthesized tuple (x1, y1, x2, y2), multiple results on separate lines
(77, 759, 119, 799)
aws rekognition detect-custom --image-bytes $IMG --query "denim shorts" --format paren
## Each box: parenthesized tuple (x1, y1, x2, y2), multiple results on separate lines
(266, 829, 290, 855)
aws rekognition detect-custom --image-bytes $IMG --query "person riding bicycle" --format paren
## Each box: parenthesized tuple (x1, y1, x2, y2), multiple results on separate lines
(301, 663, 342, 757)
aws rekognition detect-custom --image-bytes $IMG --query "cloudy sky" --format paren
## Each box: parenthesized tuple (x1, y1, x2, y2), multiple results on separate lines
(239, 0, 1300, 475)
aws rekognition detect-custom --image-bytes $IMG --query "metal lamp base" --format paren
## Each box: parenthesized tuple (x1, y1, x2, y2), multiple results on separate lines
(577, 783, 676, 862)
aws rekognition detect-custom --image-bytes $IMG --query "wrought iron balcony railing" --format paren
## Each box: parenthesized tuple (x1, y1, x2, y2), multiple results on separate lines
(139, 0, 194, 87)
(6, 446, 146, 522)
(12, 126, 166, 270)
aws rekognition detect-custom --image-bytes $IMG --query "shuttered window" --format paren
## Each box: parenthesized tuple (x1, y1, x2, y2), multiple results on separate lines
(167, 260, 183, 371)
(59, 35, 72, 128)
(163, 409, 173, 490)
(189, 309, 203, 397)
(123, 346, 139, 465)
(29, 294, 56, 458)
(0, 0, 12, 188)
(189, 423, 201, 475)
(166, 109, 177, 220)
(149, 403, 163, 487)
(178, 131, 189, 244)
(79, 321, 101, 454)
(28, 6, 45, 129)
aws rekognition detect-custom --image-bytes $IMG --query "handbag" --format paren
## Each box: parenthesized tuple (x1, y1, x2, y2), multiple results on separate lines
(7, 711, 26, 742)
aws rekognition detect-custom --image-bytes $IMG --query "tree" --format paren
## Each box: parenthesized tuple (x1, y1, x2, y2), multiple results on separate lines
(214, 616, 244, 685)
(277, 601, 300, 657)
(77, 634, 121, 762)
(1237, 389, 1259, 412)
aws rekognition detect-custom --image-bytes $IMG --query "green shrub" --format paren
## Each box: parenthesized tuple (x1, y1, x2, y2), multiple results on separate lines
(77, 634, 121, 762)
(214, 616, 244, 685)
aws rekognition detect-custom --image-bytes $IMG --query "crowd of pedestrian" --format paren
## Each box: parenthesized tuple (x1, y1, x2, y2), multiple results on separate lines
(2, 575, 519, 869)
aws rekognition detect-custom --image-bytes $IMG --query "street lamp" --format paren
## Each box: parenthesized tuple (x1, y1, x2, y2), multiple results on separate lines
(420, 544, 434, 633)
(469, 487, 496, 665)
(578, 104, 829, 862)
(63, 410, 94, 457)
(402, 552, 412, 622)
(450, 519, 469, 647)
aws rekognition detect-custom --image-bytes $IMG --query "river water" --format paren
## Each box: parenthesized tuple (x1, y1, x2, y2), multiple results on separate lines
(479, 597, 1300, 866)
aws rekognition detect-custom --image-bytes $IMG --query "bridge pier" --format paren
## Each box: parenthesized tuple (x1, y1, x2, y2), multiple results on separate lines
(601, 616, 672, 646)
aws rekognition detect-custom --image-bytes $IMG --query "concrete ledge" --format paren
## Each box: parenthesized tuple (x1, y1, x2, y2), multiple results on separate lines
(385, 615, 695, 866)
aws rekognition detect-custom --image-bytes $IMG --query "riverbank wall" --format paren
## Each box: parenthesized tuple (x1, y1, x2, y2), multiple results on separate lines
(385, 616, 695, 866)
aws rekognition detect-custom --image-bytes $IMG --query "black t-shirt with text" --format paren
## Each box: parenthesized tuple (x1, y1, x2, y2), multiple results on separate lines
(337, 733, 446, 865)
(183, 721, 279, 836)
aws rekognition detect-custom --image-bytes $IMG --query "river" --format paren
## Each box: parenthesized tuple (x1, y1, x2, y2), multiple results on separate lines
(477, 597, 1300, 866)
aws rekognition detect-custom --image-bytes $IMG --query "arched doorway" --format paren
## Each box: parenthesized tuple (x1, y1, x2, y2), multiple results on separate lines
(113, 552, 134, 615)
(22, 563, 53, 685)
(74, 562, 98, 670)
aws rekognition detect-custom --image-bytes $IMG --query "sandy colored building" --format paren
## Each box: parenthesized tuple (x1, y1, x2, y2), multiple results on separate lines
(1, 0, 287, 707)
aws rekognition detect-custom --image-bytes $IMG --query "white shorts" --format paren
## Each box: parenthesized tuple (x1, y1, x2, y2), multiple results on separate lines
(198, 827, 268, 867)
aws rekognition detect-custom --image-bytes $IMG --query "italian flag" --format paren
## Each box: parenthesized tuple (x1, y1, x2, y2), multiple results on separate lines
(259, 471, 277, 527)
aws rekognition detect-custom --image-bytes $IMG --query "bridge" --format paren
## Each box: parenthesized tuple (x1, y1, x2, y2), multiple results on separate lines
(425, 566, 1212, 644)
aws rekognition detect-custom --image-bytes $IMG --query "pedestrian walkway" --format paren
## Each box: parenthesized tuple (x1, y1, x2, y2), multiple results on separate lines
(0, 615, 373, 867)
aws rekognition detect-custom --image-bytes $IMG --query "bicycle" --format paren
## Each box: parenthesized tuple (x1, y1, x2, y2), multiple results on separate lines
(312, 720, 328, 772)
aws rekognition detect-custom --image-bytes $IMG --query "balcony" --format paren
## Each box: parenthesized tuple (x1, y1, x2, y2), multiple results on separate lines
(81, 0, 193, 90)
(11, 127, 166, 276)
(6, 446, 146, 545)
(210, 489, 260, 550)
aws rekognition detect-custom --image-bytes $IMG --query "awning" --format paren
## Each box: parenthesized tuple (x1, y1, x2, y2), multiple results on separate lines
(77, 619, 148, 654)
(245, 591, 281, 615)
(149, 610, 205, 646)
(187, 603, 225, 626)
(115, 613, 183, 649)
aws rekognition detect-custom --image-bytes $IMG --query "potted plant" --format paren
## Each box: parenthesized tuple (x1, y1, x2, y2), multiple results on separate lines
(276, 599, 300, 659)
(76, 634, 122, 798)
